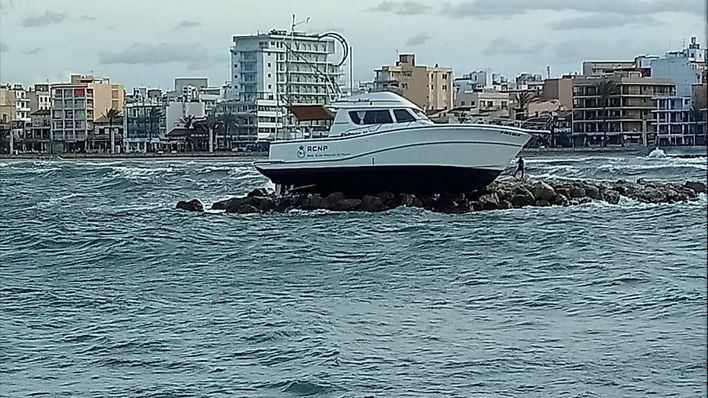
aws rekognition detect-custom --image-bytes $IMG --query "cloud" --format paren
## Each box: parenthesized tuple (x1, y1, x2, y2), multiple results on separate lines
(483, 37, 547, 56)
(441, 0, 703, 17)
(99, 42, 221, 70)
(174, 20, 201, 30)
(0, 42, 8, 52)
(78, 15, 96, 22)
(406, 32, 431, 46)
(21, 10, 67, 27)
(550, 14, 662, 30)
(23, 47, 42, 55)
(368, 1, 430, 15)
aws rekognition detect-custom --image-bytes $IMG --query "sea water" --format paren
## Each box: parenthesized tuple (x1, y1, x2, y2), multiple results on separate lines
(1, 154, 706, 397)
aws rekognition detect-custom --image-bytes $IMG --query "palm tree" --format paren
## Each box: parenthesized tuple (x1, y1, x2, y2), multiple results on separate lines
(594, 79, 620, 146)
(102, 108, 121, 154)
(180, 115, 196, 152)
(147, 107, 163, 153)
(218, 111, 236, 150)
(514, 91, 537, 120)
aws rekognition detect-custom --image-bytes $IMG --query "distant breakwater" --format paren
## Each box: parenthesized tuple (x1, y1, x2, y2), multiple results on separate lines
(176, 178, 707, 214)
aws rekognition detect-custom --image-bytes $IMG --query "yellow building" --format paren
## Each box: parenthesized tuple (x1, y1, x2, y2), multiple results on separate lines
(51, 75, 124, 152)
(374, 54, 453, 113)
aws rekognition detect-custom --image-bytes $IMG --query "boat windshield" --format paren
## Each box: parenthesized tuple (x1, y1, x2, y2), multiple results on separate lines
(411, 108, 430, 122)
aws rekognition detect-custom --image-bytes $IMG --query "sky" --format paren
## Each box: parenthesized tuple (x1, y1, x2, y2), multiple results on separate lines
(0, 0, 706, 90)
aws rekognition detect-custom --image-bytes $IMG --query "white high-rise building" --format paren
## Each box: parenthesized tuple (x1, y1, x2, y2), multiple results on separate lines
(227, 29, 342, 141)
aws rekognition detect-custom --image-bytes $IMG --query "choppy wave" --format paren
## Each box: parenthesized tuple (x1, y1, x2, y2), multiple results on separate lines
(0, 154, 706, 397)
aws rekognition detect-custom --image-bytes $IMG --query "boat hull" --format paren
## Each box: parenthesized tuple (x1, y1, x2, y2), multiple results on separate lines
(255, 164, 502, 194)
(255, 124, 532, 194)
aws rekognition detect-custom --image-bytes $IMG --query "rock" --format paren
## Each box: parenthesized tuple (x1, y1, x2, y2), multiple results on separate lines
(210, 199, 229, 210)
(273, 198, 294, 213)
(224, 197, 248, 213)
(498, 200, 513, 210)
(325, 192, 346, 204)
(360, 195, 387, 212)
(418, 194, 439, 209)
(602, 189, 620, 205)
(468, 201, 482, 211)
(686, 181, 707, 194)
(329, 198, 362, 211)
(531, 181, 556, 202)
(400, 194, 423, 208)
(585, 185, 602, 200)
(236, 204, 260, 214)
(569, 187, 586, 198)
(636, 187, 666, 203)
(555, 187, 571, 199)
(440, 192, 465, 203)
(510, 186, 535, 207)
(570, 197, 593, 206)
(176, 199, 204, 212)
(245, 196, 276, 212)
(247, 187, 273, 197)
(377, 191, 398, 207)
(478, 192, 500, 210)
(434, 201, 465, 214)
(551, 193, 569, 206)
(535, 199, 551, 207)
(300, 194, 327, 210)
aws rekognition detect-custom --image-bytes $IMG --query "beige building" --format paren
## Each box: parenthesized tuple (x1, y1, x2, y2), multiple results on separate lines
(28, 83, 52, 112)
(0, 85, 17, 125)
(374, 54, 453, 113)
(572, 72, 675, 146)
(455, 89, 511, 118)
(542, 76, 573, 110)
(51, 74, 124, 152)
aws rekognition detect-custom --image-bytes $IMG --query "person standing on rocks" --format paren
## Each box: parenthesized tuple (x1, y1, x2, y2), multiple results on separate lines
(514, 156, 525, 180)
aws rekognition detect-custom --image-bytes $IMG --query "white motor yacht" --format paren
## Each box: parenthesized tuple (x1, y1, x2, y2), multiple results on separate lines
(255, 92, 534, 194)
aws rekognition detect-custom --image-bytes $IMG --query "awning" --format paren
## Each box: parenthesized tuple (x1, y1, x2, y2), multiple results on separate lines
(287, 105, 333, 121)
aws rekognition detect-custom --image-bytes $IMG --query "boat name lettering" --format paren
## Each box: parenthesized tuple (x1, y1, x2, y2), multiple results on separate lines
(307, 145, 329, 152)
(499, 130, 521, 137)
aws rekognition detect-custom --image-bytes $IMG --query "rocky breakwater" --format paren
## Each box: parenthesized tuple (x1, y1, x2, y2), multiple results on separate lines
(176, 179, 706, 214)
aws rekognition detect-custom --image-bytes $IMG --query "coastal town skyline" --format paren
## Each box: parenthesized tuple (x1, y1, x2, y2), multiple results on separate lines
(1, 0, 706, 88)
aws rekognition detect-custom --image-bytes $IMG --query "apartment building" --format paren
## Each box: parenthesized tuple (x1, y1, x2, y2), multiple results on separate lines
(582, 55, 654, 77)
(123, 88, 167, 153)
(0, 85, 17, 125)
(50, 74, 124, 152)
(226, 30, 342, 141)
(650, 37, 706, 97)
(541, 76, 574, 110)
(454, 89, 510, 117)
(572, 72, 675, 146)
(28, 83, 51, 112)
(652, 96, 705, 146)
(374, 54, 453, 113)
(15, 109, 52, 153)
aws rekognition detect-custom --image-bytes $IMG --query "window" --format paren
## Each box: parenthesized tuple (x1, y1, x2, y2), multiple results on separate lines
(442, 85, 447, 90)
(267, 62, 271, 67)
(442, 74, 447, 80)
(393, 109, 416, 123)
(267, 73, 271, 78)
(350, 110, 394, 125)
(268, 84, 272, 89)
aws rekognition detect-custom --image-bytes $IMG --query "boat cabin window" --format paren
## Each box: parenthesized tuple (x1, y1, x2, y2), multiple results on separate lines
(393, 109, 416, 123)
(349, 110, 394, 125)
